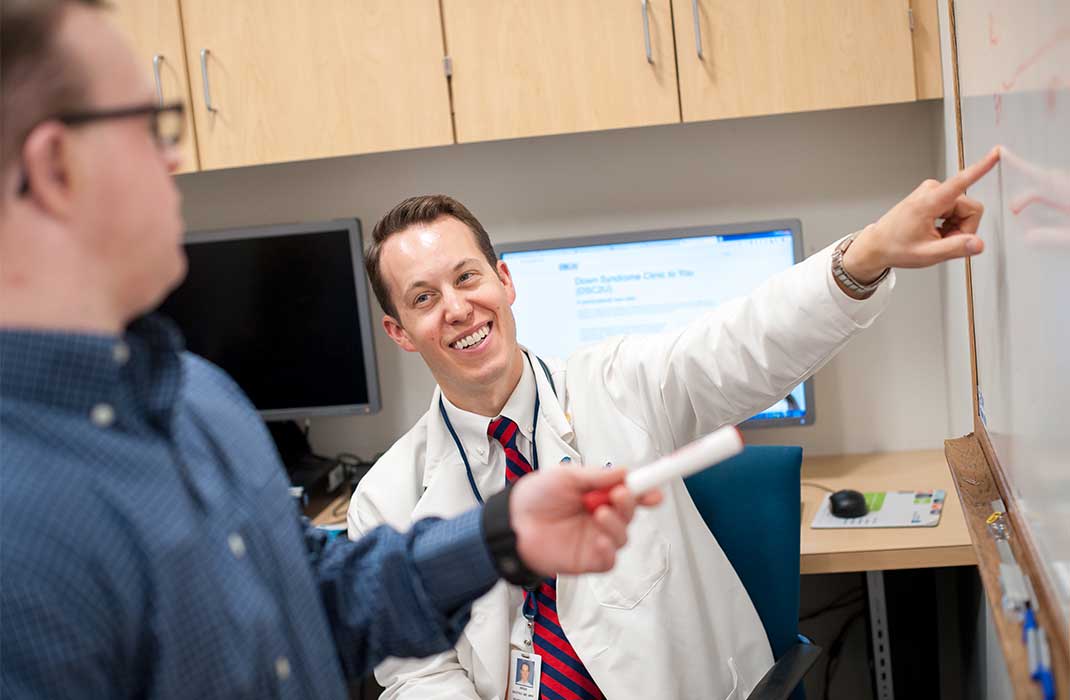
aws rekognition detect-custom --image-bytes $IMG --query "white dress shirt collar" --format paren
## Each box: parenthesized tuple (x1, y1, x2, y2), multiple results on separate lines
(440, 353, 537, 463)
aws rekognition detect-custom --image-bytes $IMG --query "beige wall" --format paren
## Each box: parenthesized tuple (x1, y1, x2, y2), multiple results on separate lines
(178, 100, 948, 459)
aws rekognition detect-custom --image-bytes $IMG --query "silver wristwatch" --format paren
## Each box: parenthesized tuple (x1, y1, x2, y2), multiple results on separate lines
(831, 234, 889, 297)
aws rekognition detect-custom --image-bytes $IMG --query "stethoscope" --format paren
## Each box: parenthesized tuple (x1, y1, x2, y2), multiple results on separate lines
(437, 350, 559, 647)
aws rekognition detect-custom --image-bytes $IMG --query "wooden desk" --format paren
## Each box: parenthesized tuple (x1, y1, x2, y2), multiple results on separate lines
(801, 449, 976, 575)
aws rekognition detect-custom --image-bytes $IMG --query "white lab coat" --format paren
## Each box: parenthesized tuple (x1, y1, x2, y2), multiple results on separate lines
(348, 241, 893, 700)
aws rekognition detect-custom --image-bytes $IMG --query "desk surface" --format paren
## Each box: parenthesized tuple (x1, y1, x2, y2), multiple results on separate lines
(311, 449, 977, 575)
(800, 449, 976, 574)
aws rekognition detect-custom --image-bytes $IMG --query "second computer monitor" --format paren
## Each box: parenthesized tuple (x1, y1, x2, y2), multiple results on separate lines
(497, 220, 812, 427)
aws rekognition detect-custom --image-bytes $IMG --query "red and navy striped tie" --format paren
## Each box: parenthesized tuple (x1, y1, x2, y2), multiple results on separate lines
(488, 417, 604, 700)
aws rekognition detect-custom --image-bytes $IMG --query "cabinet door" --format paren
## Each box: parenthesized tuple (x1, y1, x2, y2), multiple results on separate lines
(672, 0, 918, 122)
(910, 0, 943, 100)
(109, 0, 201, 173)
(180, 0, 453, 170)
(443, 0, 680, 143)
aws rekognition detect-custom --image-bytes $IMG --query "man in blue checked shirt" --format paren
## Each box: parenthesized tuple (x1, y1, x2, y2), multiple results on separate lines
(0, 2, 662, 698)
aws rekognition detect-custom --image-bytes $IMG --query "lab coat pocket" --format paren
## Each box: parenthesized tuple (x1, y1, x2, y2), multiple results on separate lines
(587, 530, 669, 609)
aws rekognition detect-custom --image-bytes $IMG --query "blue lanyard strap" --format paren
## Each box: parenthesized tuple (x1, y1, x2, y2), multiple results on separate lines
(523, 587, 539, 623)
(438, 396, 484, 505)
(528, 354, 542, 474)
(439, 352, 555, 506)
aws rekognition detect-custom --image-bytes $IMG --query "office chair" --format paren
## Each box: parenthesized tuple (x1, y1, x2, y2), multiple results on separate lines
(683, 445, 821, 700)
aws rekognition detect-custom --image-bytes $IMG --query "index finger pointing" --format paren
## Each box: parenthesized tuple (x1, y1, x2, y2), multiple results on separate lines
(935, 146, 1001, 205)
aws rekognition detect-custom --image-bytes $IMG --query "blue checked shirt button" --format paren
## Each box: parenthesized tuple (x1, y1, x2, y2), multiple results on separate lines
(275, 656, 291, 681)
(227, 533, 246, 559)
(90, 403, 115, 428)
(112, 341, 130, 365)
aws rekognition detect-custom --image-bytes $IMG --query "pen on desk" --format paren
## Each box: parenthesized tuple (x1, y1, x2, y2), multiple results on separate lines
(1036, 628, 1055, 700)
(582, 425, 743, 512)
(1026, 617, 1038, 673)
(1022, 605, 1036, 644)
(1022, 606, 1055, 700)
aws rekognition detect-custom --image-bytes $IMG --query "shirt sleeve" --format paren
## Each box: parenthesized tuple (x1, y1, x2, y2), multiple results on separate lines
(304, 505, 499, 681)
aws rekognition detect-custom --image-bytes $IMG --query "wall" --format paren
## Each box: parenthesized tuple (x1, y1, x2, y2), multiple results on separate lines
(178, 100, 947, 460)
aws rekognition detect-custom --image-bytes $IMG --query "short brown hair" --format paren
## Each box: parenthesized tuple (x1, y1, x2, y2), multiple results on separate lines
(366, 195, 497, 320)
(0, 0, 107, 181)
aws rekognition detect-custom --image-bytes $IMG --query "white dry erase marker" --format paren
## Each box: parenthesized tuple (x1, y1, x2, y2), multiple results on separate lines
(582, 425, 744, 513)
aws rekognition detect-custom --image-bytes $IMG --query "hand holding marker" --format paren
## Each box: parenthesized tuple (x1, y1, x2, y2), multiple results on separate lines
(582, 426, 744, 513)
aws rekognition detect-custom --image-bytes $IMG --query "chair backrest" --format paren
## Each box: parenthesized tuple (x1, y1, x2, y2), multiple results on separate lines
(683, 445, 803, 662)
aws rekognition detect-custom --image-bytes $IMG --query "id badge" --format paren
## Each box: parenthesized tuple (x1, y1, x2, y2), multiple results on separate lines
(508, 649, 541, 699)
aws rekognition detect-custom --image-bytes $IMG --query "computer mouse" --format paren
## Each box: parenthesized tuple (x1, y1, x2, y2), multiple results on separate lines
(829, 489, 868, 518)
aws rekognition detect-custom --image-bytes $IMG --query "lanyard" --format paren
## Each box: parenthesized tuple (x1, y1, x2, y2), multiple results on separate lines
(438, 351, 555, 506)
(438, 352, 559, 643)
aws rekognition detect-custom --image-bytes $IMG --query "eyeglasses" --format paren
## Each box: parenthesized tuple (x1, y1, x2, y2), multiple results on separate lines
(17, 101, 186, 196)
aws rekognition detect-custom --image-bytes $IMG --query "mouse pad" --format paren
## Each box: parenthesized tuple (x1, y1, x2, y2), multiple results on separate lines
(811, 490, 945, 528)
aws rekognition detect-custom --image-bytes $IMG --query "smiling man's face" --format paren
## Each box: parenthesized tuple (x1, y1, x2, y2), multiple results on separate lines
(379, 215, 524, 414)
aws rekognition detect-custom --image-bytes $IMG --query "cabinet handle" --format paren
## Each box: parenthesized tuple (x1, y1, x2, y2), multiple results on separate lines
(641, 0, 653, 64)
(200, 48, 218, 113)
(691, 0, 703, 59)
(152, 54, 165, 105)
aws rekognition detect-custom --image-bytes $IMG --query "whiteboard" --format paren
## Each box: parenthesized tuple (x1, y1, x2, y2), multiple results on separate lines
(954, 0, 1070, 628)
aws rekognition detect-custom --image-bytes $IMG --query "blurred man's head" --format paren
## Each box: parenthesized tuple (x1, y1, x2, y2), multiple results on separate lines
(1, 0, 186, 332)
(365, 195, 524, 416)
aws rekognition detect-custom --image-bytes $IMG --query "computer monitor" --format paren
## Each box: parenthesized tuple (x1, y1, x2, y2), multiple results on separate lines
(159, 218, 381, 420)
(497, 219, 812, 427)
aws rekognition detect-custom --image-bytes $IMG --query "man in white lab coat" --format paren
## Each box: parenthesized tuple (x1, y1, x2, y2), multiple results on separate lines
(348, 151, 998, 700)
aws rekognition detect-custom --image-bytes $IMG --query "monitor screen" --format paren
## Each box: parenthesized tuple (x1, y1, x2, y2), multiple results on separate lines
(498, 220, 812, 427)
(159, 219, 380, 420)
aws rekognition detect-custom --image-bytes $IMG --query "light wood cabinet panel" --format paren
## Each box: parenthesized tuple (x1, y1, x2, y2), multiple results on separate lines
(442, 0, 680, 143)
(910, 0, 943, 100)
(109, 0, 201, 173)
(672, 0, 919, 122)
(179, 0, 453, 170)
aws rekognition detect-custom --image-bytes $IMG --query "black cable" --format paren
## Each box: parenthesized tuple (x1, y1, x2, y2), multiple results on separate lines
(800, 594, 863, 622)
(799, 585, 863, 620)
(822, 609, 864, 700)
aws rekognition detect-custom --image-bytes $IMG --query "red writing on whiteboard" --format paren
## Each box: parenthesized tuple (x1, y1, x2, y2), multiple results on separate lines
(1002, 148, 1070, 248)
(1000, 27, 1070, 92)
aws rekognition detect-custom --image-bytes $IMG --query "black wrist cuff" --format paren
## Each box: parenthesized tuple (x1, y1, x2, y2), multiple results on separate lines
(482, 484, 543, 588)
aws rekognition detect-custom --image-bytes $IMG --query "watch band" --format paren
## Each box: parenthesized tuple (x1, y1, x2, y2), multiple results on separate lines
(832, 234, 889, 297)
(482, 485, 543, 588)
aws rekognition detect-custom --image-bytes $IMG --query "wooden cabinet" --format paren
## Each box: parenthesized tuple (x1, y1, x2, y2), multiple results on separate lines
(909, 0, 944, 100)
(108, 0, 201, 173)
(106, 1, 943, 172)
(179, 0, 453, 170)
(671, 0, 920, 122)
(441, 0, 680, 143)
